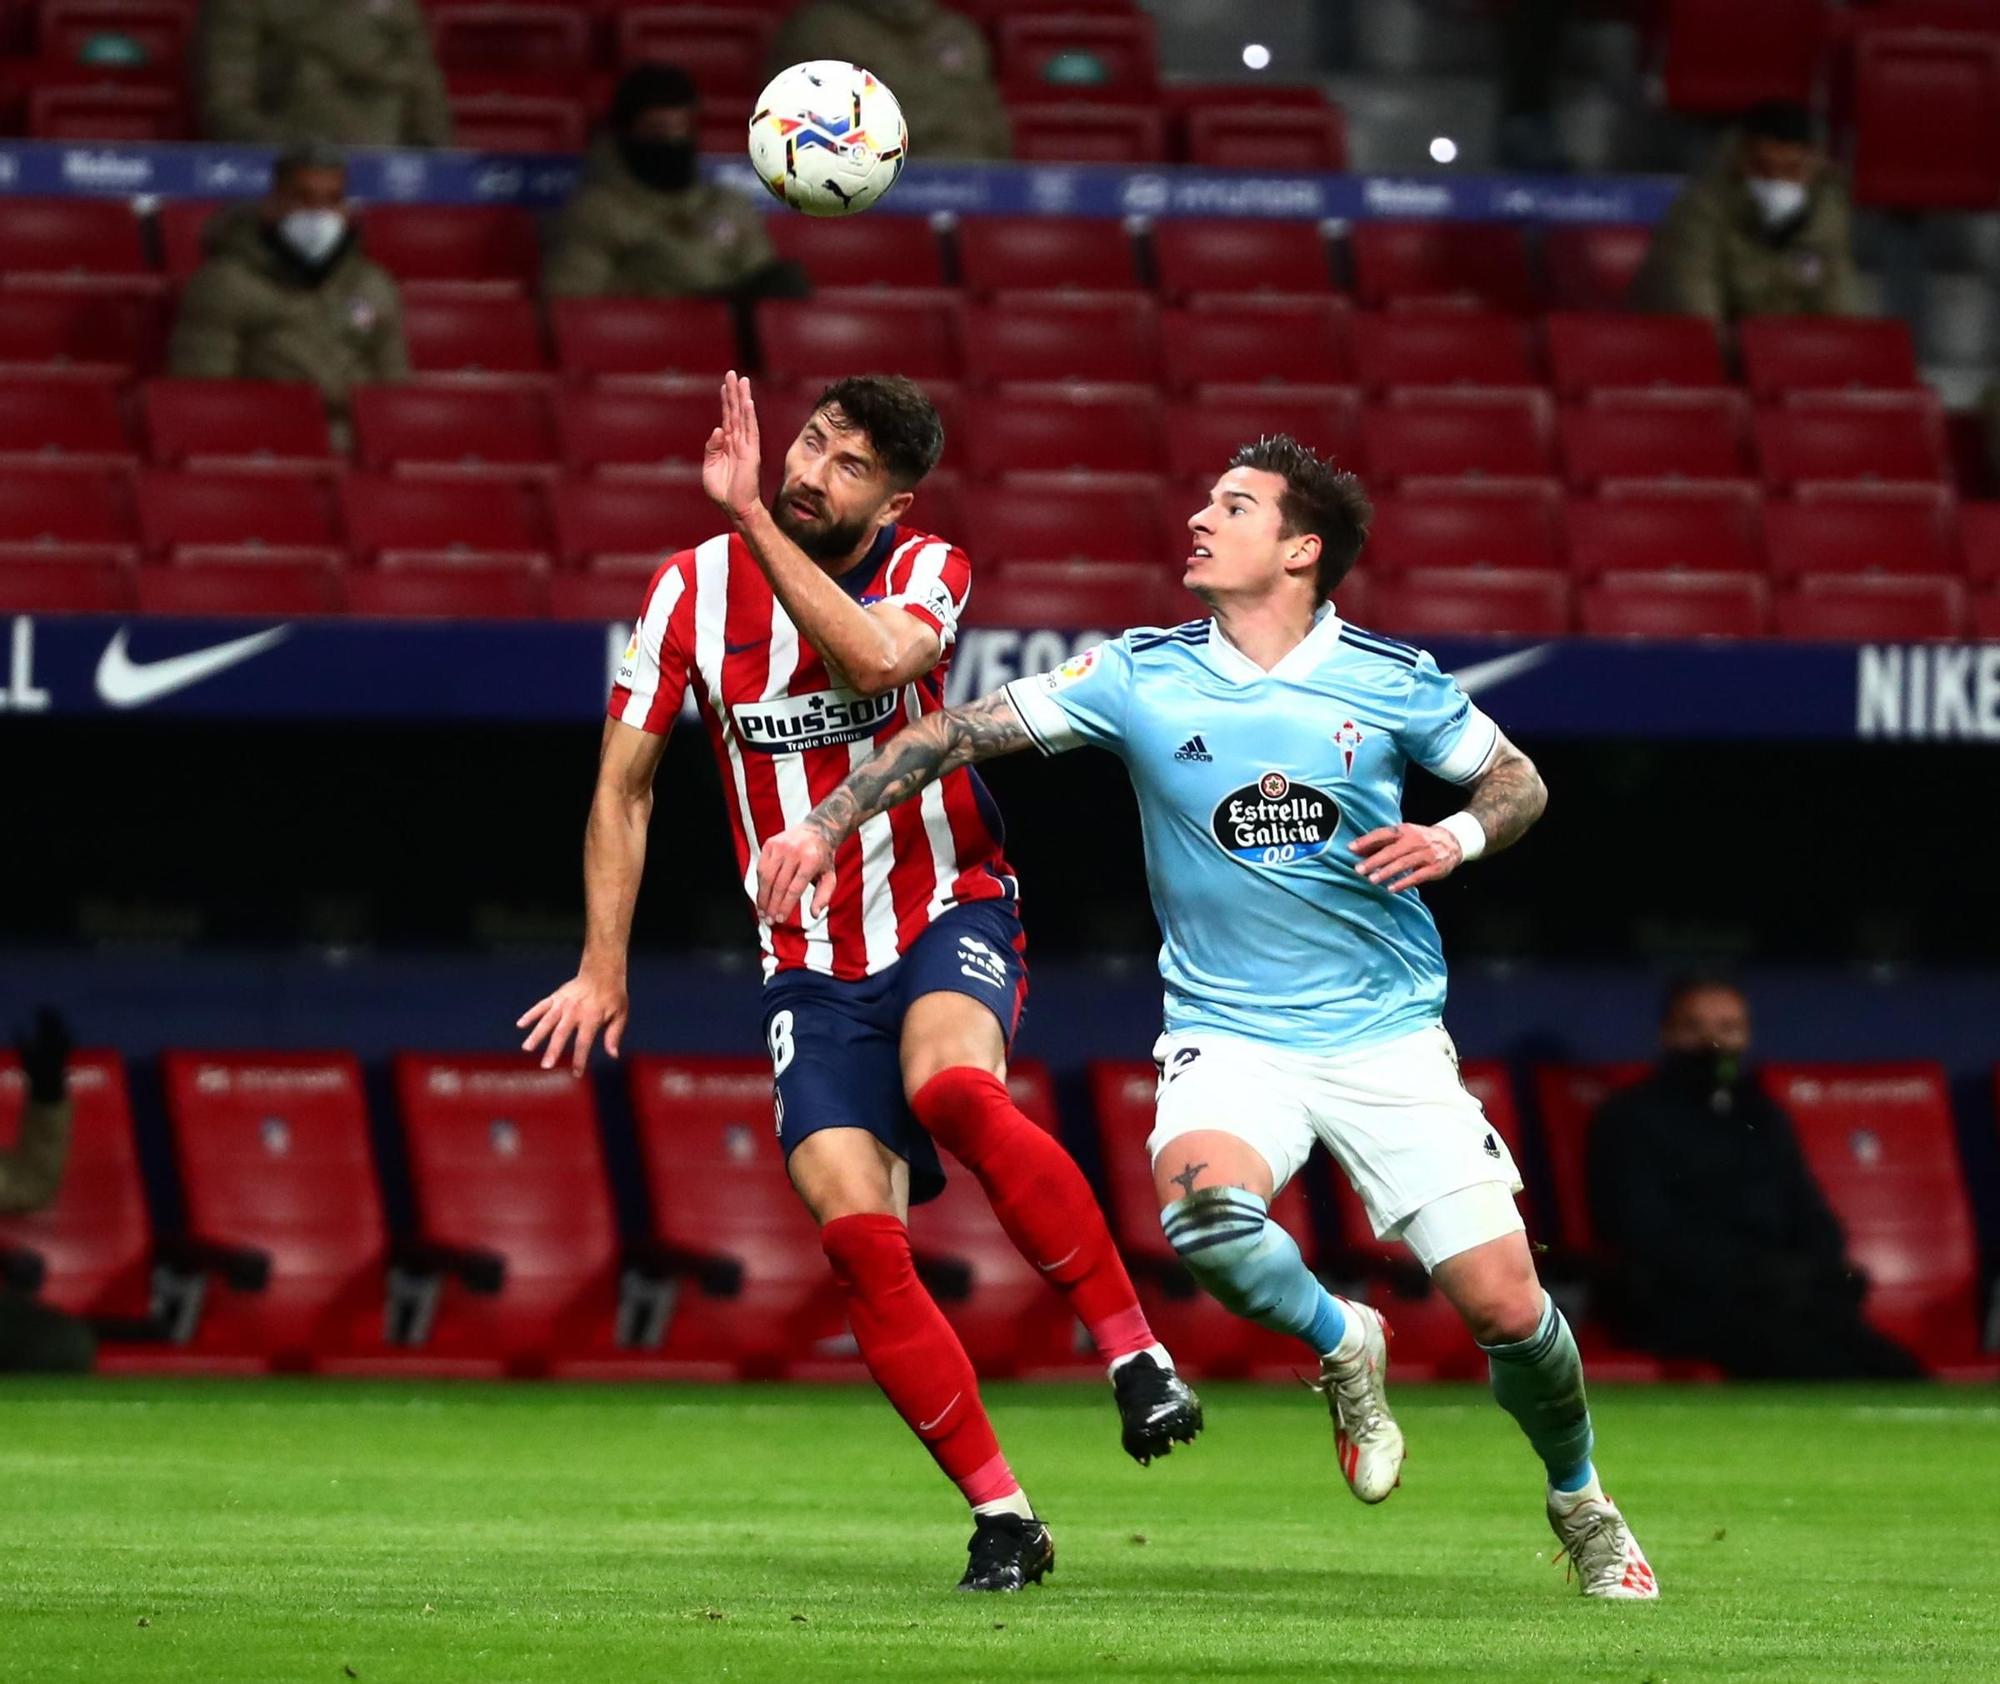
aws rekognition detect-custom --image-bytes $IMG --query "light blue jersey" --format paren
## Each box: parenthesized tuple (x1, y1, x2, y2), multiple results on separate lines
(1003, 610, 1501, 1054)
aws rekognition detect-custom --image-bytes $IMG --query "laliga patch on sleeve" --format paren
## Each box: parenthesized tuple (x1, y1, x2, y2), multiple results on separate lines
(1039, 646, 1100, 692)
(615, 626, 641, 687)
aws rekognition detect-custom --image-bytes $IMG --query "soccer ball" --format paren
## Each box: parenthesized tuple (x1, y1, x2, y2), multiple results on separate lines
(749, 60, 908, 218)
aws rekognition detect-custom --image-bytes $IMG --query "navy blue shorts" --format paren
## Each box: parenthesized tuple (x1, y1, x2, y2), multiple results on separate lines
(760, 899, 1029, 1206)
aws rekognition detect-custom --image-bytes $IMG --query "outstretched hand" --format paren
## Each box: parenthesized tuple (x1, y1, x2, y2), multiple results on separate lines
(756, 824, 839, 924)
(1350, 823, 1463, 893)
(516, 972, 629, 1076)
(702, 369, 763, 522)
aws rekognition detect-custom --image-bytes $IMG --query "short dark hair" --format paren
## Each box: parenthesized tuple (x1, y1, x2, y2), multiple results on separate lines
(1741, 100, 1815, 147)
(272, 140, 345, 185)
(612, 62, 699, 129)
(1660, 973, 1744, 1021)
(812, 375, 945, 488)
(1226, 434, 1372, 602)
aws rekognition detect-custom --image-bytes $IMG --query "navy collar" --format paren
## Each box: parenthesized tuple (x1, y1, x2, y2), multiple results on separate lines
(831, 523, 899, 601)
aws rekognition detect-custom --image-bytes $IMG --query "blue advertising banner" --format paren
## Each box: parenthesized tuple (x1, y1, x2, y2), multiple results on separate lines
(3, 614, 1997, 743)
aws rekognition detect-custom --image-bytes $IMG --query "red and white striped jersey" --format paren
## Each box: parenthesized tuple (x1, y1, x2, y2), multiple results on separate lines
(608, 522, 1018, 980)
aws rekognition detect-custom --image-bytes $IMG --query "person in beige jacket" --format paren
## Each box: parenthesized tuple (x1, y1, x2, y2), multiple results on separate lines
(766, 0, 1011, 162)
(1, 1010, 94, 1374)
(196, 0, 451, 148)
(168, 144, 408, 448)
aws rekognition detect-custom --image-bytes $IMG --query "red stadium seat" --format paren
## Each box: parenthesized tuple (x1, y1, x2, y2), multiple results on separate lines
(140, 379, 335, 468)
(155, 199, 216, 280)
(615, 7, 772, 92)
(400, 295, 548, 380)
(553, 475, 713, 569)
(550, 571, 650, 622)
(1360, 389, 1555, 483)
(765, 215, 945, 291)
(340, 472, 546, 564)
(1150, 219, 1336, 300)
(1544, 313, 1727, 396)
(1159, 299, 1351, 389)
(1973, 592, 2000, 638)
(428, 2, 591, 75)
(997, 13, 1159, 97)
(1579, 572, 1772, 639)
(1367, 480, 1564, 573)
(40, 0, 197, 68)
(1347, 223, 1538, 314)
(1008, 101, 1169, 163)
(351, 384, 558, 477)
(1962, 501, 2000, 584)
(1565, 481, 1765, 576)
(1352, 312, 1538, 391)
(1755, 393, 1949, 487)
(1542, 225, 1654, 311)
(962, 296, 1157, 386)
(962, 387, 1163, 477)
(1531, 1062, 1650, 1253)
(1368, 568, 1573, 638)
(359, 206, 540, 297)
(0, 196, 149, 281)
(970, 560, 1195, 630)
(137, 467, 341, 560)
(1774, 573, 1967, 640)
(448, 92, 587, 154)
(1184, 104, 1347, 171)
(135, 560, 341, 617)
(760, 296, 962, 384)
(964, 476, 1170, 565)
(554, 386, 718, 474)
(0, 1050, 151, 1322)
(345, 563, 549, 619)
(549, 297, 738, 384)
(1846, 30, 2000, 210)
(0, 464, 139, 564)
(956, 217, 1142, 295)
(1737, 318, 1920, 397)
(27, 81, 188, 141)
(1559, 390, 1750, 487)
(1662, 0, 1826, 112)
(0, 557, 131, 612)
(0, 285, 165, 377)
(1763, 1063, 1983, 1366)
(1161, 388, 1362, 480)
(1764, 482, 1958, 576)
(0, 374, 132, 466)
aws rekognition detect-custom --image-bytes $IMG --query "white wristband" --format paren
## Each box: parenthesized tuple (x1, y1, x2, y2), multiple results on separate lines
(1438, 810, 1488, 863)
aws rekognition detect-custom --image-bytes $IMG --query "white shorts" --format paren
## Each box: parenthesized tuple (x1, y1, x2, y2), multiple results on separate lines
(1146, 1024, 1525, 1273)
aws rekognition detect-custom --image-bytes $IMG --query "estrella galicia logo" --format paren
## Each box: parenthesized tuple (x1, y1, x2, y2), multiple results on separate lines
(1209, 770, 1340, 867)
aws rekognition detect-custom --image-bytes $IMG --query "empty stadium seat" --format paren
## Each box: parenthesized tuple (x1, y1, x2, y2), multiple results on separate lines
(970, 560, 1195, 630)
(761, 296, 961, 384)
(1541, 224, 1654, 311)
(1184, 104, 1347, 171)
(997, 12, 1159, 96)
(765, 214, 946, 291)
(1368, 568, 1573, 638)
(401, 295, 549, 379)
(0, 196, 150, 281)
(962, 387, 1163, 477)
(359, 206, 540, 297)
(1579, 572, 1771, 639)
(1565, 481, 1764, 575)
(0, 464, 139, 564)
(448, 91, 586, 154)
(1531, 1062, 1650, 1253)
(1544, 313, 1727, 396)
(1846, 30, 2000, 210)
(1161, 388, 1362, 480)
(1368, 480, 1563, 574)
(155, 199, 216, 280)
(957, 217, 1142, 295)
(1962, 501, 2000, 583)
(40, 0, 196, 67)
(345, 565, 549, 619)
(1755, 393, 1949, 487)
(28, 81, 188, 141)
(962, 297, 1157, 386)
(548, 297, 737, 384)
(0, 375, 131, 466)
(1559, 390, 1750, 486)
(550, 571, 650, 622)
(1159, 299, 1351, 389)
(0, 558, 130, 612)
(1737, 318, 1920, 397)
(1973, 592, 2000, 638)
(140, 379, 335, 468)
(964, 476, 1170, 565)
(1663, 0, 1826, 111)
(428, 2, 590, 75)
(1361, 389, 1555, 482)
(1764, 483, 1958, 576)
(1352, 312, 1538, 391)
(351, 384, 558, 477)
(137, 467, 341, 560)
(0, 286, 165, 378)
(1007, 101, 1168, 163)
(554, 386, 716, 475)
(1347, 223, 1538, 313)
(340, 472, 546, 565)
(1150, 219, 1335, 300)
(615, 6, 771, 92)
(553, 475, 713, 569)
(1774, 574, 1967, 640)
(135, 561, 341, 617)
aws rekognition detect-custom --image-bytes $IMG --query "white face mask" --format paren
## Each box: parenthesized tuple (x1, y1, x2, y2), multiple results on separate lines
(279, 208, 347, 265)
(1745, 176, 1808, 229)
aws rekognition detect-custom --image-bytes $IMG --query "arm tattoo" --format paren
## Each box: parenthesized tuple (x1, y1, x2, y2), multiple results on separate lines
(803, 689, 1032, 852)
(1461, 739, 1547, 858)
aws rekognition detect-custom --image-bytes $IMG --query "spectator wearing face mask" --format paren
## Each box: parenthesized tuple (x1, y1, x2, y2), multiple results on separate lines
(543, 64, 809, 302)
(167, 142, 407, 450)
(1629, 101, 1864, 321)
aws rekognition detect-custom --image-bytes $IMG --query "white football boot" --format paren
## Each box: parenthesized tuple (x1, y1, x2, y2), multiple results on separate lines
(1547, 1490, 1660, 1600)
(1310, 1301, 1405, 1503)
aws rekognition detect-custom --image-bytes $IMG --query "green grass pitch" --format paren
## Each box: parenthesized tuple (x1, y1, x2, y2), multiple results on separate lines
(4, 1379, 1996, 1683)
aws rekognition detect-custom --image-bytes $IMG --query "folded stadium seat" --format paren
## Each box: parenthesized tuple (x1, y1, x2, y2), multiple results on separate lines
(1844, 30, 2000, 210)
(400, 295, 550, 382)
(997, 13, 1160, 99)
(1366, 480, 1564, 573)
(155, 199, 218, 281)
(0, 558, 131, 612)
(1543, 313, 1727, 397)
(615, 7, 772, 93)
(760, 295, 963, 384)
(1661, 0, 1826, 111)
(553, 474, 713, 570)
(0, 375, 133, 467)
(1736, 317, 1920, 397)
(550, 571, 651, 622)
(1579, 572, 1772, 639)
(358, 206, 540, 299)
(1346, 223, 1539, 314)
(137, 466, 342, 561)
(1564, 481, 1765, 576)
(964, 476, 1171, 566)
(1150, 219, 1337, 301)
(956, 216, 1143, 296)
(0, 196, 152, 285)
(344, 563, 548, 619)
(1763, 1062, 1985, 1370)
(140, 379, 336, 469)
(1158, 299, 1352, 389)
(350, 384, 559, 479)
(1351, 311, 1539, 391)
(904, 469, 965, 545)
(1162, 389, 1363, 481)
(1973, 592, 2000, 638)
(340, 471, 547, 566)
(153, 1051, 496, 1376)
(1541, 225, 1654, 311)
(0, 285, 166, 378)
(548, 297, 738, 387)
(1773, 573, 1967, 640)
(447, 91, 588, 154)
(27, 81, 189, 141)
(554, 386, 719, 475)
(1368, 568, 1573, 638)
(427, 1, 592, 76)
(134, 561, 342, 617)
(1183, 104, 1348, 171)
(1962, 501, 2000, 583)
(39, 0, 197, 69)
(1557, 390, 1750, 487)
(1764, 482, 1958, 576)
(1360, 389, 1556, 483)
(0, 463, 140, 566)
(961, 296, 1158, 386)
(961, 387, 1164, 477)
(970, 560, 1196, 631)
(1003, 101, 1166, 164)
(1754, 392, 1950, 487)
(765, 213, 946, 291)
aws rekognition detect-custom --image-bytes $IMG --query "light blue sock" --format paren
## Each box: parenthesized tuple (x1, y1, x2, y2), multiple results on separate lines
(1481, 1292, 1597, 1491)
(1162, 1187, 1347, 1356)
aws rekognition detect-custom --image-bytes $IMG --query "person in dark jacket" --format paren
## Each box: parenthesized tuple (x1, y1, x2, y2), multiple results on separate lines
(0, 1009, 95, 1374)
(1586, 978, 1921, 1380)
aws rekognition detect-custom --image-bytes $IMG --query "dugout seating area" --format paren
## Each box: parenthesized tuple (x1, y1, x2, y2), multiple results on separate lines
(1, 1045, 1994, 1382)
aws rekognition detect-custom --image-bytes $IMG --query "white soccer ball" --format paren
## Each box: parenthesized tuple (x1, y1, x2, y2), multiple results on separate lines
(749, 59, 908, 218)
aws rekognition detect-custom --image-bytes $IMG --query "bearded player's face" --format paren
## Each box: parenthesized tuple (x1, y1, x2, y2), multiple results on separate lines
(775, 404, 897, 563)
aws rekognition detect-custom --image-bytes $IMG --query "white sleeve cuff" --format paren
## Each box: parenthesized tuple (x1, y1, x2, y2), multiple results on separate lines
(1428, 706, 1501, 785)
(1437, 810, 1488, 863)
(1003, 677, 1083, 756)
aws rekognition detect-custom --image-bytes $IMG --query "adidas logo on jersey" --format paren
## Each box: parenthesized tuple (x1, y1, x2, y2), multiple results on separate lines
(1173, 734, 1213, 763)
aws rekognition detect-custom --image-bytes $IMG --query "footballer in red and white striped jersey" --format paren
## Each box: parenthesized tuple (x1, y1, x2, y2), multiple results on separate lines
(607, 520, 1017, 981)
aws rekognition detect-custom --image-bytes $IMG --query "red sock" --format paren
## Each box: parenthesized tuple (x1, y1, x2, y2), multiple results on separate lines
(910, 1067, 1155, 1365)
(820, 1213, 1019, 1508)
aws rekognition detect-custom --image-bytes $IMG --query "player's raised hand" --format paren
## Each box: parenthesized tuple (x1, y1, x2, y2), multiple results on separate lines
(516, 971, 630, 1076)
(1350, 822, 1463, 893)
(756, 824, 838, 924)
(702, 369, 763, 521)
